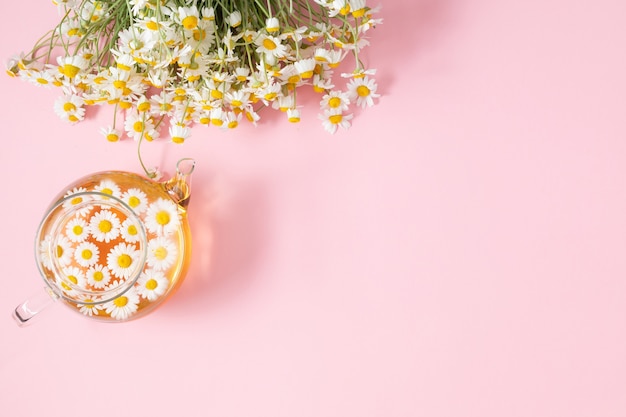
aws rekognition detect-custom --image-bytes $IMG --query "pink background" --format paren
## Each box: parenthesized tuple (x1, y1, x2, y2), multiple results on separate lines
(1, 1, 626, 416)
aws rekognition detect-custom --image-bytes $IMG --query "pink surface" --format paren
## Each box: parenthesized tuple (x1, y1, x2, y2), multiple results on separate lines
(1, 1, 626, 416)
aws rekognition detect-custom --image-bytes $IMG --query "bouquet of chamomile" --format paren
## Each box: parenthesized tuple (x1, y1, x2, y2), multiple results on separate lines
(6, 0, 382, 142)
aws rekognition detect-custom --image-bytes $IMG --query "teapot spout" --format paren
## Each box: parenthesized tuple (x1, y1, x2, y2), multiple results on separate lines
(162, 158, 195, 209)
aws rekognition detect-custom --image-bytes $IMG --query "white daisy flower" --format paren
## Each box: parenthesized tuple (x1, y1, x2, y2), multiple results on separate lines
(59, 266, 87, 295)
(169, 123, 191, 144)
(254, 34, 288, 60)
(100, 126, 121, 142)
(320, 90, 350, 112)
(74, 241, 100, 268)
(56, 55, 88, 79)
(121, 188, 148, 214)
(136, 269, 169, 301)
(146, 236, 178, 271)
(107, 242, 141, 280)
(89, 209, 121, 243)
(346, 76, 380, 108)
(265, 17, 280, 33)
(95, 179, 122, 198)
(227, 10, 242, 27)
(38, 234, 54, 271)
(294, 58, 316, 79)
(65, 217, 89, 243)
(287, 108, 301, 123)
(145, 198, 181, 236)
(86, 264, 112, 289)
(120, 218, 142, 243)
(319, 108, 353, 134)
(104, 287, 140, 320)
(54, 235, 74, 267)
(53, 93, 86, 124)
(62, 188, 92, 217)
(77, 296, 104, 316)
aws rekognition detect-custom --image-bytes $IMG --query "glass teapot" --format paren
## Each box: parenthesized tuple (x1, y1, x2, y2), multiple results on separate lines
(13, 159, 196, 325)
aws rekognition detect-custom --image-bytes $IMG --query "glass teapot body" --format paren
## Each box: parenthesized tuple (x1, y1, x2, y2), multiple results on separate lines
(16, 160, 194, 324)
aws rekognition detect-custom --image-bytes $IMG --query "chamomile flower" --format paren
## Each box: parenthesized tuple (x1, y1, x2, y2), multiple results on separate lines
(86, 264, 112, 289)
(320, 90, 350, 112)
(74, 241, 100, 267)
(54, 235, 74, 267)
(121, 188, 148, 214)
(146, 236, 178, 271)
(23, 69, 55, 88)
(89, 209, 121, 243)
(38, 234, 54, 270)
(60, 266, 87, 295)
(120, 218, 143, 243)
(136, 269, 169, 301)
(53, 93, 86, 124)
(255, 34, 288, 60)
(107, 242, 141, 280)
(63, 187, 92, 217)
(346, 76, 379, 108)
(99, 125, 120, 142)
(227, 10, 242, 27)
(287, 108, 301, 123)
(65, 217, 89, 242)
(56, 55, 88, 79)
(95, 179, 122, 198)
(294, 58, 317, 79)
(265, 17, 280, 33)
(319, 108, 353, 134)
(169, 123, 191, 144)
(77, 296, 104, 316)
(145, 198, 180, 236)
(104, 287, 140, 320)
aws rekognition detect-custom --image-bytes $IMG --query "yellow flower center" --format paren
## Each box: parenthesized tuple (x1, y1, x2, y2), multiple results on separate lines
(63, 102, 76, 112)
(56, 245, 64, 258)
(71, 196, 83, 205)
(68, 115, 79, 122)
(154, 247, 168, 260)
(93, 271, 104, 282)
(98, 220, 112, 233)
(128, 196, 141, 208)
(182, 15, 198, 30)
(262, 38, 277, 50)
(127, 225, 138, 236)
(81, 249, 93, 260)
(145, 279, 158, 290)
(172, 136, 185, 144)
(329, 114, 343, 124)
(211, 89, 223, 99)
(133, 121, 144, 132)
(357, 85, 371, 97)
(72, 225, 83, 235)
(228, 120, 238, 129)
(113, 80, 126, 90)
(117, 254, 132, 268)
(156, 211, 171, 226)
(106, 133, 119, 142)
(61, 64, 80, 78)
(67, 275, 78, 285)
(114, 296, 128, 307)
(36, 77, 49, 85)
(328, 97, 342, 108)
(101, 188, 113, 195)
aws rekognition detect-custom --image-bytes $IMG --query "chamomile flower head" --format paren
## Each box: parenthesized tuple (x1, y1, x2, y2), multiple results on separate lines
(56, 55, 88, 79)
(169, 122, 191, 144)
(321, 90, 350, 112)
(86, 264, 112, 289)
(77, 296, 104, 316)
(53, 93, 86, 124)
(136, 269, 169, 301)
(145, 198, 181, 236)
(89, 209, 121, 243)
(54, 235, 74, 267)
(287, 108, 301, 123)
(63, 187, 92, 217)
(60, 266, 87, 295)
(255, 34, 288, 60)
(346, 76, 380, 108)
(100, 126, 121, 142)
(24, 69, 55, 88)
(38, 234, 54, 270)
(265, 17, 280, 33)
(95, 179, 122, 198)
(227, 10, 242, 27)
(319, 108, 353, 134)
(104, 287, 140, 320)
(74, 241, 100, 268)
(121, 188, 148, 214)
(120, 218, 143, 243)
(106, 242, 141, 280)
(65, 217, 89, 242)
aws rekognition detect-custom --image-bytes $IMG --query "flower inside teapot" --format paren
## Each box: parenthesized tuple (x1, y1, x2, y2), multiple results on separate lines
(13, 159, 195, 325)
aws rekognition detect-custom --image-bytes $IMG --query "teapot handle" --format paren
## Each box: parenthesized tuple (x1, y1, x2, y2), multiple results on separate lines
(13, 287, 59, 326)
